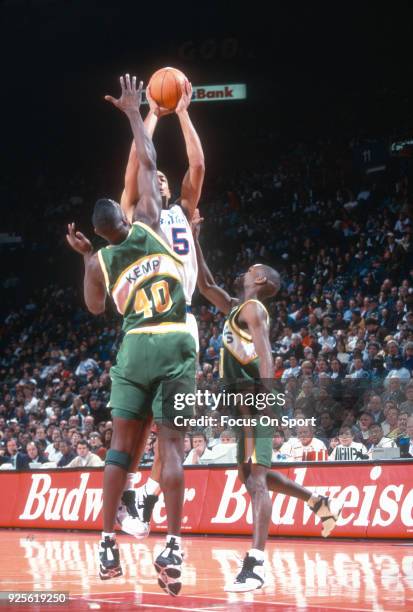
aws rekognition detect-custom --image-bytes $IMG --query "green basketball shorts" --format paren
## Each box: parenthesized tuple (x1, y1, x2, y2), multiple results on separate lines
(109, 327, 196, 425)
(236, 416, 275, 468)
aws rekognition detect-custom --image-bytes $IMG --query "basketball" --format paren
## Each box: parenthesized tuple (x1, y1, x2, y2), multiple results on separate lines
(147, 67, 187, 110)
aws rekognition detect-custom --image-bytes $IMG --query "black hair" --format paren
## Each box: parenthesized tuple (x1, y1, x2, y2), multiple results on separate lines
(320, 410, 333, 418)
(37, 439, 47, 451)
(359, 411, 373, 419)
(92, 198, 122, 232)
(76, 439, 90, 449)
(191, 431, 207, 443)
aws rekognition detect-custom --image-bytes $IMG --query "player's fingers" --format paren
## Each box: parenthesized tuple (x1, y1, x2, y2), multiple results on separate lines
(132, 76, 136, 92)
(125, 73, 131, 91)
(104, 95, 118, 106)
(137, 80, 143, 94)
(120, 76, 125, 92)
(146, 84, 153, 101)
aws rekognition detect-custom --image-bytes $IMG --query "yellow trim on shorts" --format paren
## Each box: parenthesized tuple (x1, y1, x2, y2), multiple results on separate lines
(243, 431, 256, 464)
(251, 447, 257, 464)
(126, 322, 189, 335)
(219, 348, 224, 378)
(223, 339, 258, 366)
(97, 250, 110, 293)
(133, 221, 183, 265)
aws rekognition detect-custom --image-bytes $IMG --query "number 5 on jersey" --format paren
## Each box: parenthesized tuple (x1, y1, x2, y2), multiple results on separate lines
(134, 280, 172, 318)
(172, 228, 189, 255)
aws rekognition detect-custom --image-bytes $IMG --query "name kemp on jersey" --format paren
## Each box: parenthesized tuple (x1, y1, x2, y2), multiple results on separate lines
(124, 256, 160, 284)
(111, 253, 181, 315)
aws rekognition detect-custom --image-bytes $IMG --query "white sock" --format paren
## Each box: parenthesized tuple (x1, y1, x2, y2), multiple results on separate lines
(307, 493, 320, 507)
(145, 477, 160, 496)
(124, 473, 135, 491)
(249, 548, 264, 562)
(102, 532, 115, 540)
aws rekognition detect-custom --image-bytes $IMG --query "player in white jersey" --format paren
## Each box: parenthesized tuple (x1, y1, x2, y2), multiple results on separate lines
(117, 78, 204, 542)
(157, 194, 199, 349)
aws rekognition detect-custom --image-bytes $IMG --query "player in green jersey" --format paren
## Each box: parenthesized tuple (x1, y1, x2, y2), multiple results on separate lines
(193, 223, 344, 593)
(66, 74, 194, 595)
(116, 78, 205, 543)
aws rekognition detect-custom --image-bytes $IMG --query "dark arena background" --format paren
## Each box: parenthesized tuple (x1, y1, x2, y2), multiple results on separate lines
(1, 1, 413, 611)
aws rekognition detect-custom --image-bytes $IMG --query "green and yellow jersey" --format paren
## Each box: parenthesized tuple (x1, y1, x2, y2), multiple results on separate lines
(220, 298, 270, 384)
(97, 222, 186, 334)
(220, 298, 276, 467)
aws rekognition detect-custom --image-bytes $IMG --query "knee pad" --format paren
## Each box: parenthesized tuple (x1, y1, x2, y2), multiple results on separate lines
(105, 449, 132, 471)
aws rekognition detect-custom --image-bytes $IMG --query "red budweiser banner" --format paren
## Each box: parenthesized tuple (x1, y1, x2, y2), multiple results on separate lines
(1, 462, 412, 538)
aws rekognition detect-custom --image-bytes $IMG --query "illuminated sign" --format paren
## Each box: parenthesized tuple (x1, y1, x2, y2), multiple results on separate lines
(143, 83, 247, 104)
(191, 84, 246, 102)
(390, 138, 413, 158)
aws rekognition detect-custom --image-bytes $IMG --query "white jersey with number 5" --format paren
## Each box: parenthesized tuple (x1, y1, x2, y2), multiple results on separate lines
(160, 203, 199, 349)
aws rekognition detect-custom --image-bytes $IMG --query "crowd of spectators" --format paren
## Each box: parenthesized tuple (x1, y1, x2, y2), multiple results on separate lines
(1, 138, 413, 469)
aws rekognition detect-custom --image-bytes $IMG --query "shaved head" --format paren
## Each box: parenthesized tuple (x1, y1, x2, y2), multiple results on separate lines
(92, 198, 129, 243)
(234, 263, 281, 300)
(253, 264, 281, 298)
(92, 199, 123, 232)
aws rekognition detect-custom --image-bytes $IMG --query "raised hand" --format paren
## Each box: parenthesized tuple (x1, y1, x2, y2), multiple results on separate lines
(175, 79, 193, 114)
(105, 74, 143, 114)
(146, 85, 173, 118)
(66, 223, 93, 256)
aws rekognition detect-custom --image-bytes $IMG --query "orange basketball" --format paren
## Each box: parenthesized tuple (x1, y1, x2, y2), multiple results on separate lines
(147, 67, 187, 110)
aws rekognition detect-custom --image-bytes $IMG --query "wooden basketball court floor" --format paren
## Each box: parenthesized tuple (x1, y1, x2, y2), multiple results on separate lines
(0, 530, 412, 611)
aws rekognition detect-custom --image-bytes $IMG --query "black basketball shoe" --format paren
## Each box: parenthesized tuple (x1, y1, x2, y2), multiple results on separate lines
(224, 553, 265, 592)
(99, 536, 122, 580)
(154, 537, 183, 597)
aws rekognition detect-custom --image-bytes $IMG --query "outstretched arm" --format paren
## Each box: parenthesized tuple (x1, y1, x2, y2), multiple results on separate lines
(66, 223, 106, 315)
(177, 81, 205, 219)
(105, 75, 161, 228)
(120, 110, 159, 222)
(194, 233, 235, 315)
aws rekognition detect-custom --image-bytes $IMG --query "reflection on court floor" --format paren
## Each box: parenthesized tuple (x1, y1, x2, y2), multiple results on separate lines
(1, 530, 412, 611)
